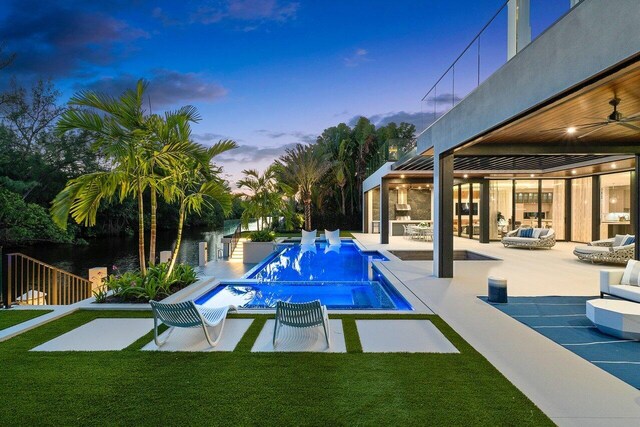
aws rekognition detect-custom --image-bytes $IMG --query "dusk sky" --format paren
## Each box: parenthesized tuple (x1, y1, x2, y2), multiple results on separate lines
(0, 0, 568, 187)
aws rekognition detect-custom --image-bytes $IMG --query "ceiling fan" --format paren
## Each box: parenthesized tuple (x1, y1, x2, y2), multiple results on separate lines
(545, 98, 640, 139)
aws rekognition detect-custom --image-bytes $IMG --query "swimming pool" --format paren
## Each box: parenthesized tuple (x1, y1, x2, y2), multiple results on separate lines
(246, 241, 388, 282)
(196, 241, 413, 310)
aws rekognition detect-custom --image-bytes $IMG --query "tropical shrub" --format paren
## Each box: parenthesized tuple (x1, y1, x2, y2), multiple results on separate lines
(250, 230, 275, 242)
(99, 263, 198, 303)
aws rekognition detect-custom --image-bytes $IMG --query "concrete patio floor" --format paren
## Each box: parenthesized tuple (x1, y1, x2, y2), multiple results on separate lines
(352, 232, 640, 426)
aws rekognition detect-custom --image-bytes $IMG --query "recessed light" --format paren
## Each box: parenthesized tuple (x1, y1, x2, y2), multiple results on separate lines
(571, 170, 577, 175)
(566, 127, 577, 135)
(530, 174, 535, 177)
(611, 163, 617, 169)
(417, 186, 422, 190)
(400, 174, 405, 178)
(463, 174, 468, 178)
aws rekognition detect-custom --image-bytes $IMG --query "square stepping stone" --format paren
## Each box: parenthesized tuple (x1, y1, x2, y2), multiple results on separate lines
(356, 320, 459, 353)
(252, 319, 346, 353)
(142, 319, 253, 352)
(31, 318, 154, 351)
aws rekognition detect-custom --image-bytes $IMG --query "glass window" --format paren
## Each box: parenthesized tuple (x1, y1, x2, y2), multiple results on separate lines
(571, 177, 592, 243)
(541, 180, 565, 240)
(489, 180, 513, 239)
(471, 183, 481, 239)
(515, 180, 539, 229)
(599, 172, 631, 239)
(459, 184, 471, 237)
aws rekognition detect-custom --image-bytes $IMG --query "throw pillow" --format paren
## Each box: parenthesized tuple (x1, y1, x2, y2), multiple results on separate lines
(621, 259, 640, 286)
(532, 228, 543, 238)
(621, 234, 636, 246)
(520, 228, 534, 238)
(301, 229, 317, 245)
(324, 229, 341, 246)
(612, 234, 626, 247)
(539, 228, 549, 237)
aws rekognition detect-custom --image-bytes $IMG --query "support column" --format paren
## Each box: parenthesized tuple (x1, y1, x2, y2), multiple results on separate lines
(507, 0, 531, 60)
(380, 178, 390, 244)
(633, 155, 640, 260)
(565, 179, 572, 242)
(591, 175, 600, 242)
(479, 180, 490, 243)
(434, 152, 454, 278)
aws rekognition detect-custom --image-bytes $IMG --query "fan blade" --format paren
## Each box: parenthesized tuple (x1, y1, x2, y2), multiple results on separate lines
(621, 113, 640, 122)
(577, 124, 608, 139)
(617, 122, 640, 132)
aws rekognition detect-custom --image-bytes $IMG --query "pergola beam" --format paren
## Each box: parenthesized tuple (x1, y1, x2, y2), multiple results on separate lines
(456, 142, 640, 156)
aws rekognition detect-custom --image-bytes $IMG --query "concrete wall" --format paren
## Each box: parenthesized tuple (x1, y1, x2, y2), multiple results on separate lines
(418, 0, 640, 156)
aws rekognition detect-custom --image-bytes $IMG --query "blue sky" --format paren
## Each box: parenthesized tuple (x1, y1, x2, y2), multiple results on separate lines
(0, 0, 569, 186)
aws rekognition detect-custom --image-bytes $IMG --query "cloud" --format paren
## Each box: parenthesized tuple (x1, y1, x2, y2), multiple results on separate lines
(75, 69, 228, 108)
(193, 132, 235, 142)
(348, 111, 442, 134)
(344, 48, 369, 67)
(216, 142, 297, 163)
(423, 92, 462, 105)
(255, 129, 316, 143)
(150, 1, 299, 27)
(0, 0, 148, 77)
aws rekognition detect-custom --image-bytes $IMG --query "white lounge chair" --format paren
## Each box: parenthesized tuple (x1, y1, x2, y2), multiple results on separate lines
(273, 300, 331, 349)
(301, 229, 317, 244)
(149, 300, 237, 347)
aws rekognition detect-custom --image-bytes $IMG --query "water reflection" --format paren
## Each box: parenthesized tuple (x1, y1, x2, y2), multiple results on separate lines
(4, 227, 226, 277)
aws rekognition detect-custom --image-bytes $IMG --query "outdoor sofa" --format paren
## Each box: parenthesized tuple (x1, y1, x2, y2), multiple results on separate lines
(600, 260, 640, 302)
(573, 235, 635, 265)
(501, 227, 556, 249)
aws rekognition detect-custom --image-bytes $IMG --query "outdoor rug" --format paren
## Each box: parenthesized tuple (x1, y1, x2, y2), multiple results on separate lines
(480, 296, 640, 389)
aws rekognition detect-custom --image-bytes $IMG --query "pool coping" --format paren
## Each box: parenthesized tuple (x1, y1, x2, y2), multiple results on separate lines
(191, 239, 433, 314)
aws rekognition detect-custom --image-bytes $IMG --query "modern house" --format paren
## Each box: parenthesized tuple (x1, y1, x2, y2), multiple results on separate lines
(362, 0, 640, 277)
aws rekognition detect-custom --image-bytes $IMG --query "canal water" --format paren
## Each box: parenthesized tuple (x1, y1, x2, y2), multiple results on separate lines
(3, 227, 229, 278)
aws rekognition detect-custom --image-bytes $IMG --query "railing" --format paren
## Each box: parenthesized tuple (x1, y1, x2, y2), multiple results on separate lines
(6, 253, 93, 305)
(365, 139, 416, 178)
(420, 0, 574, 131)
(228, 222, 243, 258)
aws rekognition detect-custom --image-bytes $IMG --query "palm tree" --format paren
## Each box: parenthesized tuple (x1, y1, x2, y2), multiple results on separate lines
(146, 106, 203, 266)
(274, 144, 331, 231)
(237, 167, 282, 231)
(52, 80, 151, 274)
(166, 141, 236, 276)
(334, 139, 351, 216)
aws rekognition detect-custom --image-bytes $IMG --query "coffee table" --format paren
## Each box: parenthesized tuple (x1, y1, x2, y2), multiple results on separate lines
(586, 299, 640, 340)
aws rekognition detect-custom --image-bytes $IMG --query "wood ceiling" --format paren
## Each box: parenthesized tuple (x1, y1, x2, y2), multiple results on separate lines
(462, 60, 640, 146)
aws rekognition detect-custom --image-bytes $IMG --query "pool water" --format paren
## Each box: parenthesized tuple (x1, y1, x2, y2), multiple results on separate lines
(247, 241, 388, 282)
(196, 241, 413, 310)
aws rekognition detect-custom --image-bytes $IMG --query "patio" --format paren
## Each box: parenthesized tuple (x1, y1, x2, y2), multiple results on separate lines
(353, 232, 640, 425)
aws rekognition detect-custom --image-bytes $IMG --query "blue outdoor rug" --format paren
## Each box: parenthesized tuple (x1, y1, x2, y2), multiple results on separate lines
(480, 296, 640, 389)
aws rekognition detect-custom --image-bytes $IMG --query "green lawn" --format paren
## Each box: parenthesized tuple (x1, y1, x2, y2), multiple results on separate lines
(0, 310, 552, 426)
(0, 309, 51, 331)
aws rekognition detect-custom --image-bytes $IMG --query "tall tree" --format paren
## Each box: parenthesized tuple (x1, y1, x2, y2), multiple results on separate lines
(52, 80, 153, 274)
(166, 141, 235, 276)
(274, 144, 331, 231)
(237, 167, 281, 231)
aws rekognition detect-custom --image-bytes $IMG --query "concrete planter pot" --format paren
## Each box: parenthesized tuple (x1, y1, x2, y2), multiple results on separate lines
(243, 241, 276, 264)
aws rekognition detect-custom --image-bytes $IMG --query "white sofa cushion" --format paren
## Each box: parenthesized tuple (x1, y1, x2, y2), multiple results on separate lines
(608, 284, 640, 302)
(503, 236, 538, 243)
(574, 245, 610, 255)
(621, 259, 640, 286)
(324, 229, 341, 246)
(532, 228, 543, 238)
(301, 229, 317, 245)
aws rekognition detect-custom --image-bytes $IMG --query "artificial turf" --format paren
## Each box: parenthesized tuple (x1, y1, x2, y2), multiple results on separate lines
(0, 309, 51, 330)
(0, 310, 553, 426)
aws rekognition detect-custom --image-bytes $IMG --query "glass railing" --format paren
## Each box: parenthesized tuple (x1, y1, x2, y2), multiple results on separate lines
(420, 0, 576, 132)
